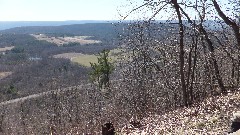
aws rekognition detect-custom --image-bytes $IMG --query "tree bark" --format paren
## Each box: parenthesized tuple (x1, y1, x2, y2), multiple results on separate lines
(199, 24, 226, 93)
(172, 0, 188, 106)
(212, 0, 240, 48)
(212, 0, 240, 86)
(175, 3, 226, 93)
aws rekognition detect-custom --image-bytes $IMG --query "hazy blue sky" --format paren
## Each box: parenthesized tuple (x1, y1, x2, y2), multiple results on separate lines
(0, 0, 127, 21)
(0, 0, 234, 21)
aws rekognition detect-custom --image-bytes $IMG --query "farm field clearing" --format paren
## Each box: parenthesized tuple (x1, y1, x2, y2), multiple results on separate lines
(31, 34, 101, 46)
(0, 46, 14, 52)
(53, 49, 124, 67)
(0, 72, 12, 80)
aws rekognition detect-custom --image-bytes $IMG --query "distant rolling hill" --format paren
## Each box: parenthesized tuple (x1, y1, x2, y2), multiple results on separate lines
(0, 20, 224, 34)
(0, 23, 126, 43)
(0, 20, 117, 30)
(0, 20, 224, 44)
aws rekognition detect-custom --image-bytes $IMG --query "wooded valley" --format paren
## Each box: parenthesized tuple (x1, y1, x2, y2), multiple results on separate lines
(0, 0, 239, 134)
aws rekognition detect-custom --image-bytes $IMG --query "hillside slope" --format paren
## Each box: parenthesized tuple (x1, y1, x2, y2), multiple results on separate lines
(119, 90, 240, 134)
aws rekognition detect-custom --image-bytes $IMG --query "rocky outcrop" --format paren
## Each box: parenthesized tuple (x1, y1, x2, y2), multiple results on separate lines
(102, 122, 115, 135)
(229, 112, 240, 134)
(229, 130, 240, 135)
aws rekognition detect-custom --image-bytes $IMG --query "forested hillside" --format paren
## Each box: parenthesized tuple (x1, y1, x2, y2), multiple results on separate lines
(0, 0, 239, 134)
(1, 23, 122, 43)
(0, 23, 126, 102)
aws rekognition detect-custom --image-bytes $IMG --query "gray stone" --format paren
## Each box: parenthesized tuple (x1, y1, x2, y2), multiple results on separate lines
(229, 112, 240, 134)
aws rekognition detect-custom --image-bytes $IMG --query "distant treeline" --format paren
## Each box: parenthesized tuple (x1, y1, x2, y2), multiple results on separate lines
(0, 23, 125, 43)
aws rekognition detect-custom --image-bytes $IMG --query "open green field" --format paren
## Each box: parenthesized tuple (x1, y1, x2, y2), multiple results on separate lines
(71, 50, 121, 67)
(53, 48, 124, 67)
(72, 54, 98, 67)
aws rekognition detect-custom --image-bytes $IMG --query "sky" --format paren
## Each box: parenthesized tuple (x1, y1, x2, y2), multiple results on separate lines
(0, 0, 127, 21)
(0, 0, 236, 21)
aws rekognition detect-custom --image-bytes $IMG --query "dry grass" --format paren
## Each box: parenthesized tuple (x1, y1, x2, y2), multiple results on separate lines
(0, 46, 14, 52)
(31, 34, 101, 46)
(0, 72, 12, 80)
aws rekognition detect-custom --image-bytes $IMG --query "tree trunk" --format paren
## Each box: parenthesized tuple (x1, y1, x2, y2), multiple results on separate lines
(199, 25, 226, 93)
(189, 35, 198, 103)
(172, 0, 188, 106)
(212, 0, 240, 48)
(212, 0, 240, 86)
(174, 3, 226, 93)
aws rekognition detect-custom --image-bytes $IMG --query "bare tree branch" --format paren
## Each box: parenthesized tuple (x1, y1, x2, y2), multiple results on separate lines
(212, 0, 238, 27)
(148, 3, 168, 22)
(122, 2, 150, 20)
